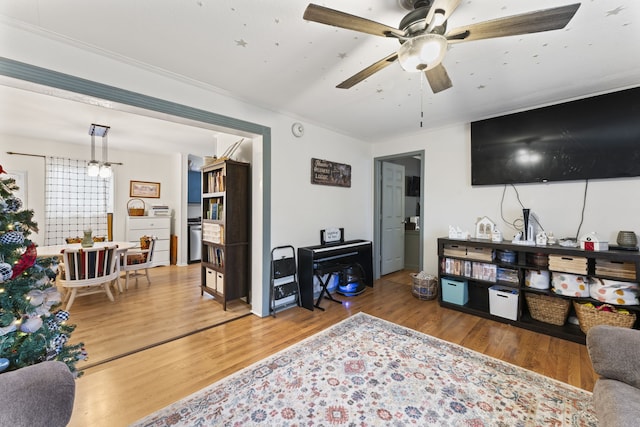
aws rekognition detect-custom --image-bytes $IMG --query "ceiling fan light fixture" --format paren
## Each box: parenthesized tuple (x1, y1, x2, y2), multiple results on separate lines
(398, 33, 447, 72)
(432, 11, 446, 26)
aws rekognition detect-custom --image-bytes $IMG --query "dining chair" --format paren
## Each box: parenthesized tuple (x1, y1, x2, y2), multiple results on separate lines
(58, 245, 120, 311)
(120, 236, 157, 290)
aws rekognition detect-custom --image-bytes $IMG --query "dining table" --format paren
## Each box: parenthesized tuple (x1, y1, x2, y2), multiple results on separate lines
(36, 241, 137, 259)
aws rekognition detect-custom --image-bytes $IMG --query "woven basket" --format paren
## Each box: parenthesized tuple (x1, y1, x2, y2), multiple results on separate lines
(573, 301, 637, 334)
(127, 198, 145, 216)
(525, 293, 570, 326)
(411, 274, 438, 301)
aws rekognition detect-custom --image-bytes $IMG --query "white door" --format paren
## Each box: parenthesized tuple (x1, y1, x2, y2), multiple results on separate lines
(381, 162, 405, 275)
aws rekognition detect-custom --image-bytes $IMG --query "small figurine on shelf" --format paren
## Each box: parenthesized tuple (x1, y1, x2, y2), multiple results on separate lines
(491, 226, 503, 242)
(448, 225, 470, 240)
(536, 231, 548, 246)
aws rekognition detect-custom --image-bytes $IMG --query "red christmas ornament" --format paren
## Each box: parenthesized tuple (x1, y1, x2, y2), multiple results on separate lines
(12, 243, 37, 278)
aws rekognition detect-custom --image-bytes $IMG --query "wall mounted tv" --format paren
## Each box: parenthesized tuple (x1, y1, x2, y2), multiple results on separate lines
(471, 86, 640, 186)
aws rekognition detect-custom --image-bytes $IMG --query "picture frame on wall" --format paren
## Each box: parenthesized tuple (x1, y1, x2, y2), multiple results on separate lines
(130, 180, 161, 198)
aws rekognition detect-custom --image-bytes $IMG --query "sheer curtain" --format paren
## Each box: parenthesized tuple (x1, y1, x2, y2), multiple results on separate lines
(45, 157, 113, 245)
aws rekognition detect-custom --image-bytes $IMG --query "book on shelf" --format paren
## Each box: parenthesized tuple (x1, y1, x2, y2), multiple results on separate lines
(206, 246, 224, 267)
(206, 198, 224, 220)
(206, 170, 226, 193)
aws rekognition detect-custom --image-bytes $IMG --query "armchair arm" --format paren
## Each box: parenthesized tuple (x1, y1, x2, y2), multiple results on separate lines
(587, 325, 640, 389)
(0, 361, 75, 426)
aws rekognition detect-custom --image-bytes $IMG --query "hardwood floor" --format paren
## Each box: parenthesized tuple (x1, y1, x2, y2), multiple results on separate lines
(68, 267, 597, 426)
(67, 264, 251, 369)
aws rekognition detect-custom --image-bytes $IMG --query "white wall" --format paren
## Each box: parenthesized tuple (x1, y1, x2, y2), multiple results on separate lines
(373, 124, 640, 275)
(269, 120, 372, 250)
(1, 22, 373, 316)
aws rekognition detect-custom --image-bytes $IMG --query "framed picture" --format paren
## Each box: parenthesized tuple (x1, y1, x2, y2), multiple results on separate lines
(130, 180, 161, 198)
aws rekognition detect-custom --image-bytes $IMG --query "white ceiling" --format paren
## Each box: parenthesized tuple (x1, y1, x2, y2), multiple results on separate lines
(1, 0, 639, 152)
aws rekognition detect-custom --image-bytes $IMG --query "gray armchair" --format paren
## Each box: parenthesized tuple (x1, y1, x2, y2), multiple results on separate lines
(586, 324, 640, 427)
(0, 361, 75, 427)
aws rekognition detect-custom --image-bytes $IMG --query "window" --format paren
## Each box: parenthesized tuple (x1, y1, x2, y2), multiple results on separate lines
(45, 157, 113, 245)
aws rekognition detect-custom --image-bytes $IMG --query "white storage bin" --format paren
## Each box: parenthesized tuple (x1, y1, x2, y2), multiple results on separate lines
(489, 286, 519, 321)
(205, 268, 216, 290)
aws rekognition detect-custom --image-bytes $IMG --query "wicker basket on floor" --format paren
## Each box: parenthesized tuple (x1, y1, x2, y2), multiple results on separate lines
(573, 301, 637, 334)
(411, 274, 438, 301)
(525, 293, 570, 326)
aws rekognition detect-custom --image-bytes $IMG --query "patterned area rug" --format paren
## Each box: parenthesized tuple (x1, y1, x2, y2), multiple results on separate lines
(133, 312, 597, 426)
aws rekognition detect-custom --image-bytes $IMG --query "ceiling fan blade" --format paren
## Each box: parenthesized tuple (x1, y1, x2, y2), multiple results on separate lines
(304, 4, 404, 38)
(425, 64, 453, 93)
(337, 52, 399, 89)
(446, 3, 580, 43)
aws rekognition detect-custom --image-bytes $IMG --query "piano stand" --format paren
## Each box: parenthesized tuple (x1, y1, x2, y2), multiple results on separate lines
(298, 240, 373, 311)
(313, 264, 343, 311)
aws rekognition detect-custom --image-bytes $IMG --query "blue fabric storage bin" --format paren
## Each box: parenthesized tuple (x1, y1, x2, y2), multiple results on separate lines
(441, 277, 469, 305)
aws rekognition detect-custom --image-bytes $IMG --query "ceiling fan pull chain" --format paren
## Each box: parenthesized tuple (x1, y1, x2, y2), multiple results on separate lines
(420, 73, 424, 128)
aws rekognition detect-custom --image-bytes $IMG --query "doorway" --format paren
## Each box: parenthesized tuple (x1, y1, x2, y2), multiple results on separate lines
(373, 151, 424, 279)
(0, 58, 273, 317)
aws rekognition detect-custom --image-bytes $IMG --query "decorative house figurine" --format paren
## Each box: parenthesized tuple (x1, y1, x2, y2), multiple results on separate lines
(475, 216, 496, 240)
(580, 232, 609, 251)
(448, 225, 470, 240)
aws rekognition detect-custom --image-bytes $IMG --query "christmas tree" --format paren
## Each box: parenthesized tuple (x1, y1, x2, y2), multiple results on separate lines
(0, 165, 86, 376)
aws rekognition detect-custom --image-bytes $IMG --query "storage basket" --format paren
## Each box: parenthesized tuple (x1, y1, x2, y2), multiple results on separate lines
(573, 301, 637, 334)
(525, 293, 570, 326)
(411, 273, 438, 300)
(127, 198, 145, 216)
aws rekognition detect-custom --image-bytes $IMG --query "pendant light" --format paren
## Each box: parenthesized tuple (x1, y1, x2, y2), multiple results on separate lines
(88, 124, 112, 178)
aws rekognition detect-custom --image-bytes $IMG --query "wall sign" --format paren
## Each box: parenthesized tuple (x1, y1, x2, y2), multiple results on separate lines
(311, 158, 351, 188)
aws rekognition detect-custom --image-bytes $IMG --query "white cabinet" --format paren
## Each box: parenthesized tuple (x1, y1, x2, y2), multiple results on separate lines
(126, 216, 171, 267)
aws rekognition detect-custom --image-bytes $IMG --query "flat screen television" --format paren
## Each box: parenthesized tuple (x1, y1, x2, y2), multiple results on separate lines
(470, 86, 640, 186)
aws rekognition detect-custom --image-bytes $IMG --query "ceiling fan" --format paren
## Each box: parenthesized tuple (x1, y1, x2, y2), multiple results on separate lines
(303, 0, 580, 93)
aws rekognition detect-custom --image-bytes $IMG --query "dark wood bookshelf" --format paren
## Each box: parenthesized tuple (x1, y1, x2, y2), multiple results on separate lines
(438, 237, 640, 344)
(200, 160, 250, 310)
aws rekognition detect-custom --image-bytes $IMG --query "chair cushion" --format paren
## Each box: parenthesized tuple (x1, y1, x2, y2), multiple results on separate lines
(140, 236, 151, 250)
(126, 253, 148, 265)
